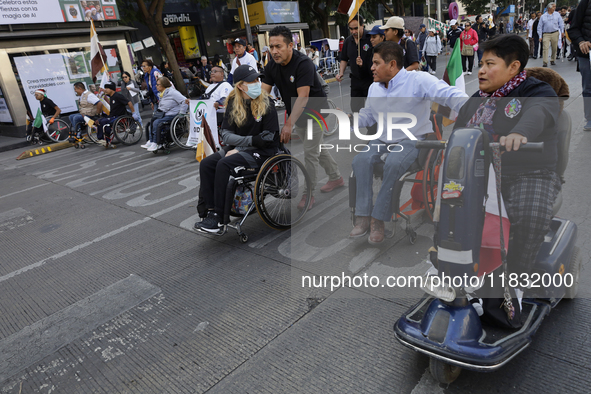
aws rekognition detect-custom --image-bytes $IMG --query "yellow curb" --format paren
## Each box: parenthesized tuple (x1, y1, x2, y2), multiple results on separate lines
(16, 141, 73, 160)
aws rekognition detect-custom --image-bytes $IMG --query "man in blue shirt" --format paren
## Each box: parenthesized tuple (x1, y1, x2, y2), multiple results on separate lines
(349, 41, 467, 244)
(537, 2, 565, 67)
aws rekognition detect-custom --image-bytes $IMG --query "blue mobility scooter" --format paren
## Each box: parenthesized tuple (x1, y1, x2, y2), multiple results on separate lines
(394, 109, 581, 384)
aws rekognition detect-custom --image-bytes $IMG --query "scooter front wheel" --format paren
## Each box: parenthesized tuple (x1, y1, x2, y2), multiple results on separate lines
(429, 358, 462, 384)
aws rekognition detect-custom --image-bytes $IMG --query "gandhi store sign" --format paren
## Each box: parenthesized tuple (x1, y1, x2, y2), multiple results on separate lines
(163, 13, 198, 26)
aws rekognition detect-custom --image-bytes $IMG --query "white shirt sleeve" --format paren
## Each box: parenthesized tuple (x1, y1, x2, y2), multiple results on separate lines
(87, 92, 100, 105)
(230, 58, 238, 74)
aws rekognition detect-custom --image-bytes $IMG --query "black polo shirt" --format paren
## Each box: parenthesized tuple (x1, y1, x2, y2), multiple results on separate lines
(339, 32, 373, 86)
(39, 97, 57, 117)
(262, 49, 327, 128)
(108, 92, 131, 118)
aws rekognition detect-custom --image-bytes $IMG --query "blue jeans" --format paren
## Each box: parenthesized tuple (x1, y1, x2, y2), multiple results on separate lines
(150, 114, 176, 143)
(97, 116, 117, 140)
(127, 102, 143, 127)
(352, 139, 419, 222)
(69, 114, 85, 134)
(578, 56, 591, 121)
(477, 47, 483, 64)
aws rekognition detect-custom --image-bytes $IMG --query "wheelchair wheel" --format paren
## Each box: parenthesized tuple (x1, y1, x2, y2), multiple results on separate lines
(323, 99, 339, 136)
(113, 115, 143, 145)
(46, 119, 70, 142)
(85, 125, 99, 144)
(422, 149, 443, 221)
(254, 154, 311, 230)
(171, 113, 193, 149)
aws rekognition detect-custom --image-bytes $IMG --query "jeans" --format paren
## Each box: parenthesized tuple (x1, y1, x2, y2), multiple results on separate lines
(293, 119, 341, 196)
(127, 102, 143, 127)
(150, 114, 176, 143)
(426, 55, 437, 72)
(97, 116, 117, 140)
(477, 47, 483, 64)
(352, 139, 419, 222)
(69, 114, 85, 135)
(462, 54, 474, 72)
(578, 55, 591, 121)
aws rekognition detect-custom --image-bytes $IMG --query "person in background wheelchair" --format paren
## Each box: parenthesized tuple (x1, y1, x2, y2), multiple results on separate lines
(142, 77, 188, 151)
(454, 35, 561, 276)
(202, 65, 232, 126)
(69, 82, 103, 141)
(27, 89, 61, 143)
(194, 65, 279, 233)
(97, 82, 135, 148)
(349, 41, 467, 244)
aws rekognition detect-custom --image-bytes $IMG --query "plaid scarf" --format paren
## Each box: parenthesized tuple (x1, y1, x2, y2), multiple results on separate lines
(466, 70, 527, 136)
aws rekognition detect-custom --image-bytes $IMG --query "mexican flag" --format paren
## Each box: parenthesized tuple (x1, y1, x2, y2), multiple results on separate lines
(337, 0, 366, 22)
(32, 108, 48, 132)
(434, 43, 466, 124)
(443, 43, 465, 93)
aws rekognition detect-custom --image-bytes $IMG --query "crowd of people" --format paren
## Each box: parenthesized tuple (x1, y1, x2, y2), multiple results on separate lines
(27, 0, 591, 261)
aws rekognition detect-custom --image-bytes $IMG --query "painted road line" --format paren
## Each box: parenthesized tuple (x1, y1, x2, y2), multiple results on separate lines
(0, 183, 50, 200)
(0, 274, 161, 383)
(0, 196, 198, 284)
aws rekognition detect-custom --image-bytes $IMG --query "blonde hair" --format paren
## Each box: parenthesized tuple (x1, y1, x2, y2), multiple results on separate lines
(225, 81, 270, 127)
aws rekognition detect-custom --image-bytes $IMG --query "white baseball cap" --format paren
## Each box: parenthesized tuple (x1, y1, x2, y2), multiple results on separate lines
(449, 19, 457, 25)
(380, 16, 404, 30)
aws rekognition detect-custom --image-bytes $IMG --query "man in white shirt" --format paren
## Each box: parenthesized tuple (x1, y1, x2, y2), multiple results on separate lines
(349, 41, 468, 244)
(228, 38, 258, 85)
(203, 65, 232, 124)
(537, 2, 565, 66)
(69, 81, 103, 138)
(527, 13, 536, 58)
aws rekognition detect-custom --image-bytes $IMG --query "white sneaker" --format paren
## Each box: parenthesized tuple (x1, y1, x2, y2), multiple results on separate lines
(140, 142, 151, 148)
(147, 143, 161, 152)
(98, 139, 107, 147)
(467, 71, 472, 75)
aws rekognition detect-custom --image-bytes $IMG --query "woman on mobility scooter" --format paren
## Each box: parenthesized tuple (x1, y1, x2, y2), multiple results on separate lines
(455, 34, 561, 286)
(394, 34, 577, 384)
(194, 65, 279, 233)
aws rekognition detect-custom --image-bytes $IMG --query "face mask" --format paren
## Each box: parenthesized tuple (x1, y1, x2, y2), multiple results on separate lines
(245, 81, 262, 99)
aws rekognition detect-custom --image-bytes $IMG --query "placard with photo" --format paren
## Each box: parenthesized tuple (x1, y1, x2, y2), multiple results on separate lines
(80, 0, 104, 21)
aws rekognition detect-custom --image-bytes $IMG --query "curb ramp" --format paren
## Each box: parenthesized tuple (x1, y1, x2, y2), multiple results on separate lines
(16, 141, 73, 160)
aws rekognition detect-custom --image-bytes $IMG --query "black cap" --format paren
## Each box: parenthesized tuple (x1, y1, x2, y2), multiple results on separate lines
(104, 82, 116, 91)
(233, 65, 263, 84)
(233, 38, 247, 47)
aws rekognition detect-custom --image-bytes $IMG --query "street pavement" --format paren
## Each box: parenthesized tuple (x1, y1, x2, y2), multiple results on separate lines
(1, 58, 591, 393)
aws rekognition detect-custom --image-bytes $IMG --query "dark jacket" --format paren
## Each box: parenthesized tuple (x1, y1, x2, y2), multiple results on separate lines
(416, 30, 428, 51)
(454, 77, 559, 175)
(474, 23, 489, 43)
(568, 0, 591, 57)
(447, 27, 463, 47)
(532, 18, 541, 39)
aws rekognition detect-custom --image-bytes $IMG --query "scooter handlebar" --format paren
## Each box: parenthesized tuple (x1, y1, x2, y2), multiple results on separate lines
(493, 141, 544, 152)
(415, 140, 544, 152)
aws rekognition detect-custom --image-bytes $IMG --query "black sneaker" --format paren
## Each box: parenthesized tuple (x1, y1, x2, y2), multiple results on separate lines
(195, 211, 222, 233)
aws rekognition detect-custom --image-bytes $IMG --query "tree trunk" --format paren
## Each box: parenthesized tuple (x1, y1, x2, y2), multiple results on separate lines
(137, 0, 188, 96)
(312, 0, 330, 38)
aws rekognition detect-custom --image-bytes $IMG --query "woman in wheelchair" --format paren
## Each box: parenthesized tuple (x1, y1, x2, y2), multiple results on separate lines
(195, 65, 279, 233)
(142, 77, 188, 151)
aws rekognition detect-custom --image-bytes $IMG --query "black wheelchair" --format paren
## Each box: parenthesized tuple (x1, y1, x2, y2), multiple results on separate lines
(85, 114, 143, 146)
(348, 113, 444, 244)
(195, 146, 312, 243)
(144, 112, 194, 154)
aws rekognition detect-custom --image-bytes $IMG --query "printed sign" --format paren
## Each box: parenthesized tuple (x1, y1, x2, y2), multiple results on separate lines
(0, 0, 120, 25)
(188, 99, 219, 148)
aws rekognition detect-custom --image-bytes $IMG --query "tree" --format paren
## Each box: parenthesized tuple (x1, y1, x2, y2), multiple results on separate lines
(118, 0, 208, 96)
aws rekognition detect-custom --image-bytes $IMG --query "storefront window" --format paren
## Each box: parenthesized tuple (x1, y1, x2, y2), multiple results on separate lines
(9, 47, 121, 116)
